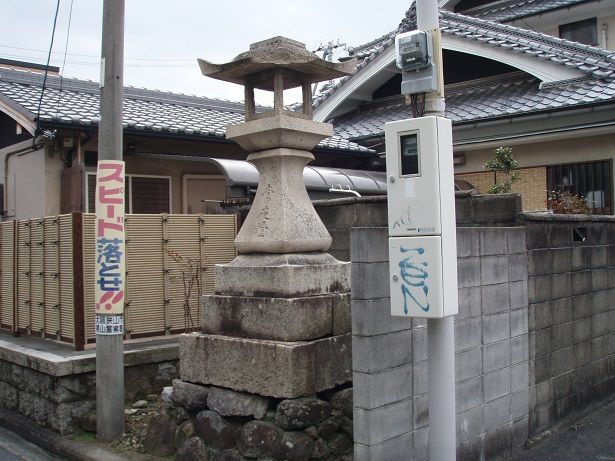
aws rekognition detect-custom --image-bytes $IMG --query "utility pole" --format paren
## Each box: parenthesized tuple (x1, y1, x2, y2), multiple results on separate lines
(415, 0, 457, 459)
(95, 0, 126, 442)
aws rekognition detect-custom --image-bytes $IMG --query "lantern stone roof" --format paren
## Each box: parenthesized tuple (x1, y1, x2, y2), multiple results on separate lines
(198, 36, 356, 90)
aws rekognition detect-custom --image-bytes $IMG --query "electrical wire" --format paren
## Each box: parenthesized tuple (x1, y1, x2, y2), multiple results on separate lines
(56, 0, 75, 119)
(34, 0, 61, 137)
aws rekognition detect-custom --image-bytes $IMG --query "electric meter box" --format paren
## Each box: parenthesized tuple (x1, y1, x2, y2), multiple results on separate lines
(385, 116, 458, 318)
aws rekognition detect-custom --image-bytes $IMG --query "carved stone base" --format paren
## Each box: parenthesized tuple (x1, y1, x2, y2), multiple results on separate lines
(214, 253, 350, 297)
(203, 293, 350, 341)
(179, 333, 351, 398)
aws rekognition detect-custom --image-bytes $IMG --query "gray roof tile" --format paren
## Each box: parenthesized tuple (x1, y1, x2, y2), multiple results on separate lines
(330, 72, 615, 141)
(457, 0, 591, 23)
(0, 67, 373, 154)
(314, 9, 615, 113)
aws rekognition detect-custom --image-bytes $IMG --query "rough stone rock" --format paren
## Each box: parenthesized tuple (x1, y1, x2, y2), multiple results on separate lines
(172, 379, 209, 413)
(311, 438, 330, 459)
(328, 433, 353, 456)
(275, 397, 331, 430)
(50, 400, 95, 435)
(207, 387, 269, 419)
(175, 406, 190, 425)
(79, 411, 96, 433)
(211, 448, 246, 461)
(156, 362, 178, 386)
(175, 420, 196, 450)
(146, 393, 158, 401)
(161, 386, 173, 404)
(194, 410, 238, 449)
(277, 431, 315, 461)
(133, 400, 148, 408)
(142, 413, 177, 457)
(304, 426, 318, 440)
(341, 415, 353, 438)
(176, 436, 209, 461)
(237, 421, 282, 459)
(316, 411, 342, 439)
(330, 388, 353, 418)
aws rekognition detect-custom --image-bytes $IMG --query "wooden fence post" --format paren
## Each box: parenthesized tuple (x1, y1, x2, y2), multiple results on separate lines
(72, 212, 85, 351)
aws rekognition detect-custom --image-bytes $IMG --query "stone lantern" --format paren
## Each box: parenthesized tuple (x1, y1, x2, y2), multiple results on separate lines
(198, 36, 355, 254)
(178, 37, 356, 400)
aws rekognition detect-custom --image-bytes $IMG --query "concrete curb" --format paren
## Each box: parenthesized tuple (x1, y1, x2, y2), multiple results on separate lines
(0, 407, 127, 461)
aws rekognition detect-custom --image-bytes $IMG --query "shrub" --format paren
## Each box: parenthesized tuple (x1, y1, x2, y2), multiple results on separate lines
(482, 147, 520, 194)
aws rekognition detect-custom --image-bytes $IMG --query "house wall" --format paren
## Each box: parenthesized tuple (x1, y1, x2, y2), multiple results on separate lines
(454, 133, 615, 212)
(542, 13, 615, 50)
(4, 145, 46, 219)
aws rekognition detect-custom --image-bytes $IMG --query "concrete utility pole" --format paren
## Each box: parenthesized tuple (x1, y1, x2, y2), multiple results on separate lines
(415, 0, 457, 460)
(96, 0, 125, 442)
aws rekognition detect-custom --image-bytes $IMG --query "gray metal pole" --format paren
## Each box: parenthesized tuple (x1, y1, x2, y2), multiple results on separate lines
(96, 0, 125, 442)
(416, 0, 457, 460)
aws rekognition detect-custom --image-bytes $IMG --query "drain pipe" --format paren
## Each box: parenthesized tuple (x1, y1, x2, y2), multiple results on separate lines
(601, 23, 608, 50)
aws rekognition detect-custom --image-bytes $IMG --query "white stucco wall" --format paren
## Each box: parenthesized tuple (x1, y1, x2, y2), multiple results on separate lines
(5, 146, 46, 220)
(455, 133, 615, 174)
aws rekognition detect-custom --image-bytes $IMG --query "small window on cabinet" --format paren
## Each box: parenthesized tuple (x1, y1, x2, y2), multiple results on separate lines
(559, 18, 598, 46)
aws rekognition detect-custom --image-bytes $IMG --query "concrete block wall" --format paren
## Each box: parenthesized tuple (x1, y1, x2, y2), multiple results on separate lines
(524, 217, 615, 436)
(350, 226, 529, 461)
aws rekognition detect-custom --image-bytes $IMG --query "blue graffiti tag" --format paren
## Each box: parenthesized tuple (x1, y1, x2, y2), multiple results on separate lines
(398, 246, 430, 314)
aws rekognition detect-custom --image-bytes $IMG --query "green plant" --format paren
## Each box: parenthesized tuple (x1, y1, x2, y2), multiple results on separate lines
(167, 251, 206, 331)
(482, 147, 520, 194)
(547, 190, 591, 214)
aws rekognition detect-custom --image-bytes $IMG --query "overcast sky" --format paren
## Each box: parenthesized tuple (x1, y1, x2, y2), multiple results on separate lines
(0, 1, 410, 103)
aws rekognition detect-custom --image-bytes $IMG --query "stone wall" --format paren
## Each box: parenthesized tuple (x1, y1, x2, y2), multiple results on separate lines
(350, 226, 529, 460)
(142, 380, 354, 460)
(523, 215, 615, 436)
(0, 336, 178, 434)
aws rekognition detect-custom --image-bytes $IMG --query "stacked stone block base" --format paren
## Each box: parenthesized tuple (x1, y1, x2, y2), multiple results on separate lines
(180, 333, 351, 399)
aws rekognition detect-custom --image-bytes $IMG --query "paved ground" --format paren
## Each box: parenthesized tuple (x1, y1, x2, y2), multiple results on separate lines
(0, 426, 63, 460)
(514, 399, 615, 461)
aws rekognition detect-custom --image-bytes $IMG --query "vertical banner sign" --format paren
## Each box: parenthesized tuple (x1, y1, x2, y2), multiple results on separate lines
(95, 160, 126, 335)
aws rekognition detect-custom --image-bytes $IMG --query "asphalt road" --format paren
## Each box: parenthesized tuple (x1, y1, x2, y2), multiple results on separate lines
(0, 426, 62, 461)
(514, 399, 615, 461)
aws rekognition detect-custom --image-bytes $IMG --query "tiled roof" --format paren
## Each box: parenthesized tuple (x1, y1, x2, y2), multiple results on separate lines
(313, 9, 615, 109)
(331, 71, 615, 140)
(456, 0, 591, 23)
(0, 67, 373, 154)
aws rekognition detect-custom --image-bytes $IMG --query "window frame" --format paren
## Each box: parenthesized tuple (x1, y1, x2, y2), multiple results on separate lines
(85, 171, 172, 214)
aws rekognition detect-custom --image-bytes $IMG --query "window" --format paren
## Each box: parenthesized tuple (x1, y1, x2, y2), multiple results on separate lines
(559, 18, 598, 46)
(547, 160, 612, 214)
(86, 173, 171, 214)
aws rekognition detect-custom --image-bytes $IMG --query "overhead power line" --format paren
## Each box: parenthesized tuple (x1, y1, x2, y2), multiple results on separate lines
(35, 0, 61, 137)
(0, 43, 196, 62)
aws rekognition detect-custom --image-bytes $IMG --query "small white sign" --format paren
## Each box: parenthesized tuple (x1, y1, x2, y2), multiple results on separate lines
(95, 313, 124, 335)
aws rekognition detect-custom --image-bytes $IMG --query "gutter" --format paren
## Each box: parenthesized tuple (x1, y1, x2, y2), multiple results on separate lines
(453, 119, 615, 148)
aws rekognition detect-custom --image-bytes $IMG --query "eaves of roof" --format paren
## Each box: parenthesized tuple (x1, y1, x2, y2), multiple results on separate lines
(0, 67, 373, 155)
(457, 0, 594, 23)
(313, 9, 615, 111)
(330, 71, 615, 142)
